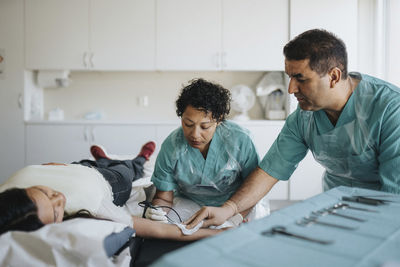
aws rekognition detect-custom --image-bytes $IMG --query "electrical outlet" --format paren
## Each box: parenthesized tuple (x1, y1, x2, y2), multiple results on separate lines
(137, 96, 149, 107)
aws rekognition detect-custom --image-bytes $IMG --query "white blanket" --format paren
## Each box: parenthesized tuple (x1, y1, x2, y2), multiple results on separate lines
(0, 218, 133, 267)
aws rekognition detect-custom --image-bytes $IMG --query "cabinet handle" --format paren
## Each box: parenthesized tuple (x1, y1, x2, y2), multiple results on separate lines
(90, 126, 95, 143)
(83, 52, 88, 68)
(89, 52, 94, 68)
(18, 93, 23, 109)
(215, 52, 220, 69)
(84, 126, 89, 142)
(222, 52, 227, 68)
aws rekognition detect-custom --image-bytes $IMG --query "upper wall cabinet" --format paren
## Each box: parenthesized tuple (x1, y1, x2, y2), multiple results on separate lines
(90, 0, 155, 70)
(156, 0, 289, 71)
(25, 0, 90, 70)
(25, 0, 156, 70)
(222, 0, 288, 71)
(290, 0, 358, 71)
(156, 0, 221, 70)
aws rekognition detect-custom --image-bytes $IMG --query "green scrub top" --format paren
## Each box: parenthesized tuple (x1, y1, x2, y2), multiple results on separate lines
(260, 73, 400, 193)
(152, 121, 259, 206)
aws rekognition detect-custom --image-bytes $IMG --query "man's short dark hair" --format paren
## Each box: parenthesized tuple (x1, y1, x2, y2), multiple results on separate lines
(176, 78, 231, 122)
(283, 29, 348, 79)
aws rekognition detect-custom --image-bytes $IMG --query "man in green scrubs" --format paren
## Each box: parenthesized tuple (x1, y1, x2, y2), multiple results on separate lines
(186, 29, 400, 229)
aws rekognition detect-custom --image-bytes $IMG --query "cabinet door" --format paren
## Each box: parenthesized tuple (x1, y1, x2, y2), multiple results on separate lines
(156, 0, 221, 70)
(243, 123, 288, 200)
(289, 151, 325, 200)
(25, 0, 89, 70)
(222, 0, 288, 71)
(290, 0, 358, 70)
(26, 125, 89, 165)
(90, 125, 157, 157)
(155, 123, 180, 154)
(90, 0, 156, 70)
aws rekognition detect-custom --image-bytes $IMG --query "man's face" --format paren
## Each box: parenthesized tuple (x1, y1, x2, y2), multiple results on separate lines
(285, 59, 332, 111)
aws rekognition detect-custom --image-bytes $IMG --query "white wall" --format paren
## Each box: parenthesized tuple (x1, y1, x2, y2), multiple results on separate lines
(357, 0, 375, 76)
(0, 0, 25, 182)
(43, 71, 266, 121)
(386, 0, 400, 86)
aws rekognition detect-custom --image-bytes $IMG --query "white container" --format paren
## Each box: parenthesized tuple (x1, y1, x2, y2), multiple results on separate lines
(48, 108, 64, 121)
(265, 109, 286, 120)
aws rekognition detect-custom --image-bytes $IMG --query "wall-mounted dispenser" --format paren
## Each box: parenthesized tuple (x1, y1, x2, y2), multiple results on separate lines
(256, 72, 287, 120)
(36, 70, 71, 88)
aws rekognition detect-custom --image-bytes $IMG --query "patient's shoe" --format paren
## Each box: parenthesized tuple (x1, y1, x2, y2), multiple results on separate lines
(90, 145, 111, 160)
(137, 141, 156, 160)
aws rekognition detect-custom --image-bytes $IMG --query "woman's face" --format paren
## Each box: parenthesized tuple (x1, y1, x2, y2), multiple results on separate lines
(181, 105, 218, 155)
(26, 186, 66, 224)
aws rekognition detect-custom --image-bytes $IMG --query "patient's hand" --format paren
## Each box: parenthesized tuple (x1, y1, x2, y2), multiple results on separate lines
(42, 162, 67, 166)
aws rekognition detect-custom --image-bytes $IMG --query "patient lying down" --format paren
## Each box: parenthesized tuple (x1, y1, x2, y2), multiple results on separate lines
(0, 186, 223, 241)
(0, 142, 224, 241)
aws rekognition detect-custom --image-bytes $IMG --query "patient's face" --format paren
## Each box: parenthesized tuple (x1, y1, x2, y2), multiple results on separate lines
(26, 186, 66, 224)
(181, 105, 218, 156)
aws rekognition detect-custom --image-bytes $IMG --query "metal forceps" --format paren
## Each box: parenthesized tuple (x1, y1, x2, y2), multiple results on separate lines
(261, 226, 334, 245)
(296, 216, 358, 230)
(313, 208, 367, 222)
(332, 203, 378, 213)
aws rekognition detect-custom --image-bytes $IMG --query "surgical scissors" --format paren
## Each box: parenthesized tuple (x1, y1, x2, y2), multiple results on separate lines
(296, 216, 358, 230)
(261, 226, 334, 245)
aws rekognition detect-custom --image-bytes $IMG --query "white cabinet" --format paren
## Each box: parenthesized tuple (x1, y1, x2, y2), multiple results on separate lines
(239, 121, 324, 200)
(25, 0, 156, 70)
(156, 0, 288, 70)
(289, 151, 324, 200)
(26, 124, 89, 164)
(25, 0, 90, 70)
(289, 0, 358, 70)
(156, 0, 221, 70)
(241, 121, 289, 200)
(90, 0, 156, 70)
(25, 122, 177, 165)
(90, 124, 158, 155)
(25, 121, 324, 200)
(222, 0, 288, 71)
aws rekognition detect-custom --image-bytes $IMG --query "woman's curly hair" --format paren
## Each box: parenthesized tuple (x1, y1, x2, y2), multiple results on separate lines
(176, 78, 231, 122)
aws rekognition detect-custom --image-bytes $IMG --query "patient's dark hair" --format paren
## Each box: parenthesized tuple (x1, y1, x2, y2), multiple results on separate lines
(0, 188, 97, 235)
(283, 29, 348, 79)
(176, 78, 231, 122)
(0, 188, 44, 235)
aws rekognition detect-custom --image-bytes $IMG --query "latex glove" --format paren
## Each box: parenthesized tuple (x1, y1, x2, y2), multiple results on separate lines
(145, 207, 169, 223)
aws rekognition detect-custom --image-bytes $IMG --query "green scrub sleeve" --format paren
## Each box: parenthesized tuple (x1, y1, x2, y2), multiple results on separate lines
(151, 141, 178, 192)
(259, 111, 309, 180)
(378, 99, 400, 193)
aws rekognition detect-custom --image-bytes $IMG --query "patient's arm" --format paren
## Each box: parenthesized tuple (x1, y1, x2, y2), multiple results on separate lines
(132, 216, 224, 241)
(42, 163, 68, 166)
